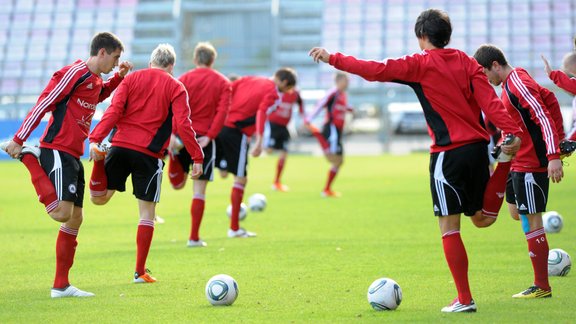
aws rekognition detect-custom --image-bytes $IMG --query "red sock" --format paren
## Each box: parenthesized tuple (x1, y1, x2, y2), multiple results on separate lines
(324, 166, 339, 191)
(21, 154, 58, 213)
(482, 161, 511, 217)
(274, 156, 286, 184)
(230, 182, 245, 231)
(89, 159, 107, 197)
(135, 219, 155, 276)
(526, 227, 550, 290)
(53, 225, 78, 289)
(442, 231, 472, 305)
(312, 132, 329, 151)
(190, 194, 205, 241)
(168, 153, 186, 189)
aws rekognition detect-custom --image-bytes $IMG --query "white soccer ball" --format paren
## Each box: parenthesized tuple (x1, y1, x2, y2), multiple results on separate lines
(367, 278, 402, 311)
(226, 203, 247, 221)
(543, 211, 563, 233)
(548, 248, 571, 277)
(248, 193, 267, 212)
(205, 274, 239, 306)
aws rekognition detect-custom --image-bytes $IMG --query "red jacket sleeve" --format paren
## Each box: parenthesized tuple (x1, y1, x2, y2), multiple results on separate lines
(550, 70, 576, 95)
(89, 76, 130, 143)
(329, 52, 422, 83)
(540, 87, 565, 140)
(98, 72, 124, 103)
(206, 80, 231, 139)
(509, 71, 560, 160)
(173, 85, 204, 164)
(256, 89, 279, 136)
(468, 62, 523, 138)
(14, 65, 86, 145)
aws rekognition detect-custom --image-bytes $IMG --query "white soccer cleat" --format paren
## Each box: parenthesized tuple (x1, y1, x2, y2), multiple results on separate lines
(187, 239, 207, 247)
(21, 145, 41, 159)
(51, 285, 95, 298)
(441, 298, 477, 313)
(0, 141, 9, 153)
(227, 228, 257, 238)
(154, 215, 165, 224)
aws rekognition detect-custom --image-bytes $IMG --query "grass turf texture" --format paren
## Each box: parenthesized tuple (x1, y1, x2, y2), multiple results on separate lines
(0, 154, 574, 323)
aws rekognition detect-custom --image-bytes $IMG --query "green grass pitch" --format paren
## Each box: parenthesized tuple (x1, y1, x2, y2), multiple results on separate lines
(0, 154, 574, 323)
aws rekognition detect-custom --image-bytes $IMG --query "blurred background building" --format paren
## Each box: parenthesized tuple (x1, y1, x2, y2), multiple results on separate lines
(1, 0, 575, 153)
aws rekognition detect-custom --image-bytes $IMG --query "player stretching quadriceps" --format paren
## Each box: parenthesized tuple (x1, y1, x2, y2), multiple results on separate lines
(264, 88, 304, 192)
(475, 44, 567, 299)
(0, 32, 131, 298)
(305, 72, 352, 197)
(167, 42, 231, 247)
(88, 44, 203, 283)
(309, 9, 523, 312)
(218, 68, 296, 238)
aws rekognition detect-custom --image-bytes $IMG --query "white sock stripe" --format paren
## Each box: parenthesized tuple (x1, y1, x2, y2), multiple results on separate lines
(45, 200, 59, 213)
(233, 183, 245, 190)
(526, 228, 545, 239)
(443, 230, 460, 238)
(60, 225, 78, 236)
(139, 220, 155, 227)
(194, 194, 206, 200)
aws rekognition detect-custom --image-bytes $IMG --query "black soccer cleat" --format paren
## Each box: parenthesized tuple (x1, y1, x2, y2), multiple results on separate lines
(559, 140, 576, 157)
(491, 133, 516, 162)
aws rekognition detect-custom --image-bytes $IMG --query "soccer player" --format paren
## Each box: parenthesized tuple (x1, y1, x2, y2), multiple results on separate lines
(0, 32, 131, 297)
(219, 68, 296, 238)
(88, 44, 204, 283)
(264, 88, 304, 191)
(167, 42, 231, 247)
(309, 9, 523, 312)
(305, 72, 352, 197)
(474, 44, 567, 299)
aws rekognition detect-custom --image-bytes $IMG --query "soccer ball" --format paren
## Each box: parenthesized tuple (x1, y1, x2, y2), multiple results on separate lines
(205, 274, 239, 306)
(226, 203, 247, 221)
(367, 278, 402, 311)
(548, 248, 571, 276)
(248, 193, 267, 212)
(542, 211, 563, 233)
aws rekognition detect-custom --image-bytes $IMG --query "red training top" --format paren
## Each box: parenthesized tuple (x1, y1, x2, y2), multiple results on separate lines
(14, 60, 123, 158)
(549, 70, 576, 95)
(502, 68, 562, 172)
(329, 50, 523, 152)
(224, 76, 279, 136)
(89, 68, 203, 163)
(267, 89, 304, 126)
(178, 67, 231, 139)
(307, 88, 352, 130)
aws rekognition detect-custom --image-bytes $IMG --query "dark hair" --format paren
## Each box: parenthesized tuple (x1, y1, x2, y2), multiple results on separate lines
(414, 9, 452, 48)
(90, 32, 124, 56)
(274, 67, 297, 88)
(473, 44, 508, 69)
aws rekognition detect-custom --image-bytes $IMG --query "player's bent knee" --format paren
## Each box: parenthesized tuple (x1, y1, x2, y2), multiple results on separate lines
(90, 195, 110, 205)
(49, 209, 72, 223)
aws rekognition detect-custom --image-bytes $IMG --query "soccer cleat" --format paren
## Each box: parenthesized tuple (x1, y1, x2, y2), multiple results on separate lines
(90, 143, 109, 160)
(512, 285, 551, 299)
(187, 239, 207, 247)
(0, 141, 9, 153)
(321, 190, 341, 198)
(491, 134, 516, 163)
(20, 145, 41, 159)
(134, 269, 157, 283)
(227, 228, 257, 238)
(154, 215, 165, 224)
(272, 182, 290, 192)
(560, 140, 576, 158)
(441, 298, 477, 313)
(50, 285, 95, 298)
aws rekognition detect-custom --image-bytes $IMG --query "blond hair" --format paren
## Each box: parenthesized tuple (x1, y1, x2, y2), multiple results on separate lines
(194, 42, 217, 66)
